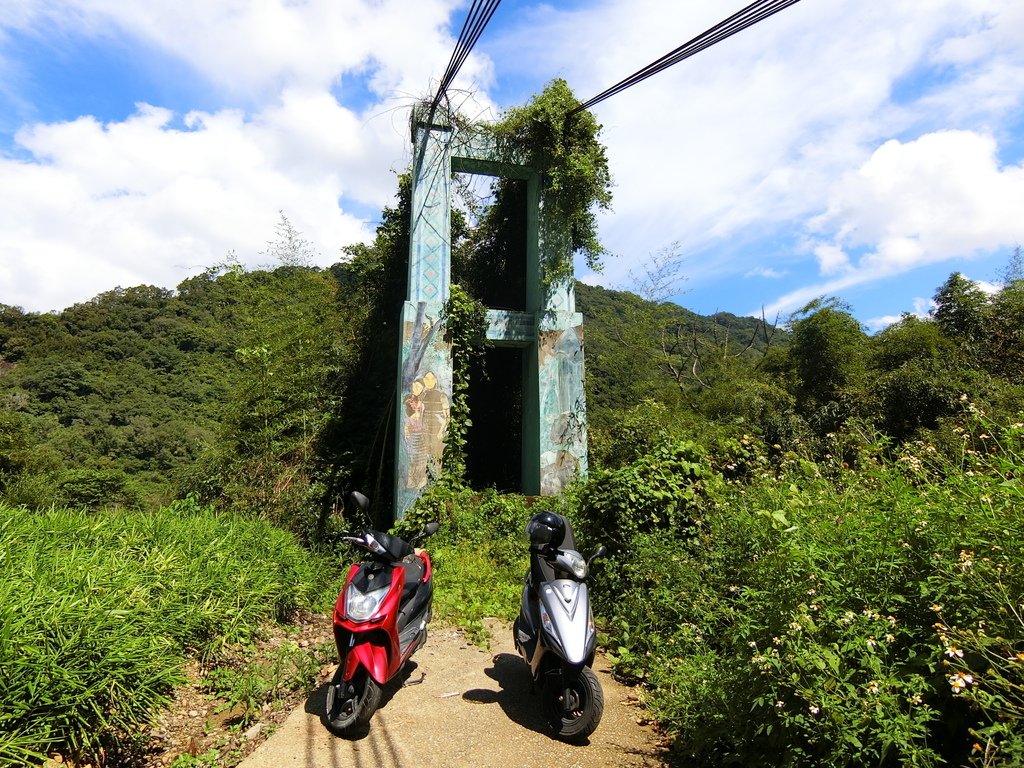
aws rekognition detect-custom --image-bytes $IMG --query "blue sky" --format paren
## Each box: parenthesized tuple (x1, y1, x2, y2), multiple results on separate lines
(1, 0, 1023, 332)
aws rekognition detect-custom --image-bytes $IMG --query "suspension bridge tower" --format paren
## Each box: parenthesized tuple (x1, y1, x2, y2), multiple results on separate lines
(394, 103, 588, 518)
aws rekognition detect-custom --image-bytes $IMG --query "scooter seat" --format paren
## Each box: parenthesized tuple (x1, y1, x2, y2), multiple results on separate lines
(400, 556, 426, 597)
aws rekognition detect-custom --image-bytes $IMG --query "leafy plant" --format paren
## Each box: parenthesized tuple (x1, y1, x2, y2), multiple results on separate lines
(440, 283, 489, 482)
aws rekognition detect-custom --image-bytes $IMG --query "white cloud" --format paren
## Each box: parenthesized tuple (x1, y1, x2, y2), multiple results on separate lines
(745, 266, 785, 279)
(763, 129, 1024, 317)
(0, 0, 484, 312)
(813, 245, 852, 277)
(0, 101, 386, 311)
(498, 0, 1024, 313)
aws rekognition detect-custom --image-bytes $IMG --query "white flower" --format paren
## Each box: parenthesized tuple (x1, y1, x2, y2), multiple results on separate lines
(949, 672, 973, 692)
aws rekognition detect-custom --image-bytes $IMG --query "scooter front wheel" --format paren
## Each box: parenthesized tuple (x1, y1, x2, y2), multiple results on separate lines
(543, 665, 604, 742)
(325, 667, 382, 736)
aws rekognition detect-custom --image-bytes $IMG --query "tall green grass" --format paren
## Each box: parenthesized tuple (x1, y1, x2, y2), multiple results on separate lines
(0, 498, 335, 766)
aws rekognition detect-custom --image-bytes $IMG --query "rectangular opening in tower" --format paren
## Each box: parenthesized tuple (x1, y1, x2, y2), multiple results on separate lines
(450, 175, 527, 311)
(465, 346, 523, 493)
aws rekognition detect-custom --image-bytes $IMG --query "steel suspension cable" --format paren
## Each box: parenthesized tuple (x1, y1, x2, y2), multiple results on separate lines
(430, 0, 502, 114)
(566, 0, 803, 118)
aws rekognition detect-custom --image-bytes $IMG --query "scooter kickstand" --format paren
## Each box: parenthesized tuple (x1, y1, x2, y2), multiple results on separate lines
(404, 672, 426, 687)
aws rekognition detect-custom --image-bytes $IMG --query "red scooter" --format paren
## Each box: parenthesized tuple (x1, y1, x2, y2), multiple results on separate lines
(324, 492, 439, 735)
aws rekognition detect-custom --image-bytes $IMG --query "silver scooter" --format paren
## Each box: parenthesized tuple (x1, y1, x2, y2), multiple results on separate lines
(513, 511, 607, 742)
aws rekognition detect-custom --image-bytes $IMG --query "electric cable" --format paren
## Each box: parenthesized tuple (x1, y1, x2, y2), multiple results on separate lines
(567, 0, 803, 118)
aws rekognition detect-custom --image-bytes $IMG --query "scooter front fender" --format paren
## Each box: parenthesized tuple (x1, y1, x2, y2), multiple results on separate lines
(343, 639, 391, 686)
(538, 579, 595, 666)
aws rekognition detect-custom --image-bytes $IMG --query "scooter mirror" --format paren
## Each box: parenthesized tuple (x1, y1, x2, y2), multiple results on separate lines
(424, 522, 440, 536)
(588, 545, 608, 567)
(348, 491, 370, 513)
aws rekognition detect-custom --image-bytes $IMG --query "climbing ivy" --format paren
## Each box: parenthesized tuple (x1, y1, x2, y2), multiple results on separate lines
(440, 283, 489, 481)
(482, 78, 613, 294)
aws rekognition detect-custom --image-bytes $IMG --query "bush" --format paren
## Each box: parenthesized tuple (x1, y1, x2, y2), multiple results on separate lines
(574, 438, 713, 554)
(582, 414, 1024, 766)
(393, 485, 530, 645)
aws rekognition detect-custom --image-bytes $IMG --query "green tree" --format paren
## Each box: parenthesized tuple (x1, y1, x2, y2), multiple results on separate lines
(984, 274, 1024, 379)
(787, 300, 868, 433)
(932, 272, 989, 355)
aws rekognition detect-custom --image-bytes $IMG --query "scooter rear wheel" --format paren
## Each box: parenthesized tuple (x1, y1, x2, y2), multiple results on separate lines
(326, 667, 382, 735)
(543, 665, 604, 742)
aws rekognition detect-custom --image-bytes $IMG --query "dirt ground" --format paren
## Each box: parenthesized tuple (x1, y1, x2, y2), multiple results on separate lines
(237, 618, 669, 768)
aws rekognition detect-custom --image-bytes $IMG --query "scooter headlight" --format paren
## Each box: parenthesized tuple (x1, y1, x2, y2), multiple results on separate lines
(345, 583, 389, 622)
(555, 550, 587, 579)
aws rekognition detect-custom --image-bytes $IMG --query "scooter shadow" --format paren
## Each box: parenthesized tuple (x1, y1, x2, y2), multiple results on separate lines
(462, 653, 590, 744)
(305, 660, 421, 740)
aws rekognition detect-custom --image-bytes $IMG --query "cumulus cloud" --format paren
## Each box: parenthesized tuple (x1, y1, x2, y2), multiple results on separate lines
(0, 0, 480, 311)
(0, 99, 391, 311)
(763, 130, 1024, 318)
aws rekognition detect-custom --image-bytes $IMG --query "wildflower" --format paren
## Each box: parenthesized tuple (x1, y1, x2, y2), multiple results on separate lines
(948, 672, 973, 692)
(981, 495, 991, 504)
(885, 633, 895, 643)
(865, 636, 877, 650)
(887, 615, 897, 627)
(776, 700, 785, 709)
(809, 704, 820, 715)
(910, 694, 923, 705)
(930, 604, 943, 613)
(789, 621, 802, 632)
(867, 681, 879, 694)
(748, 641, 757, 649)
(806, 588, 817, 596)
(946, 647, 964, 658)
(972, 743, 983, 754)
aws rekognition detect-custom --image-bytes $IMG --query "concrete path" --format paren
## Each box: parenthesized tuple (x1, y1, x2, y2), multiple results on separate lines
(238, 620, 666, 768)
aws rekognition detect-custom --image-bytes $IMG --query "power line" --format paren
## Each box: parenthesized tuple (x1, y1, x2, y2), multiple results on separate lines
(567, 0, 803, 118)
(430, 0, 502, 115)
